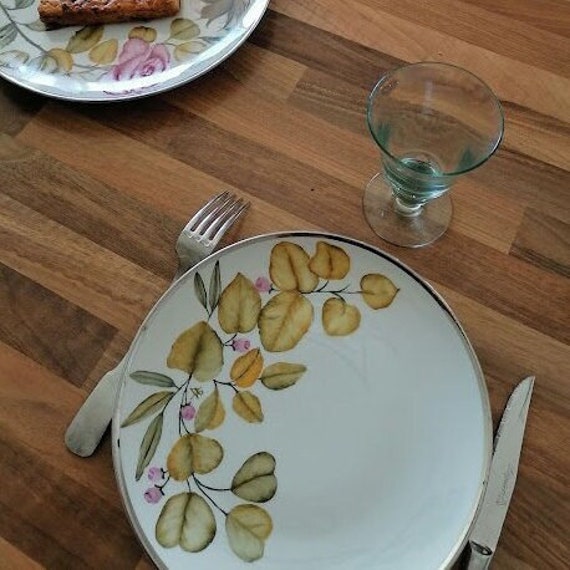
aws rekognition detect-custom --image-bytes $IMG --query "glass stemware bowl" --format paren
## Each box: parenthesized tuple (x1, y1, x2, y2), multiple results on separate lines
(363, 62, 504, 247)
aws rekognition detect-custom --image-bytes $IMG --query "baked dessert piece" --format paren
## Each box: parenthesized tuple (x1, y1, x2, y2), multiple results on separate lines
(38, 0, 180, 27)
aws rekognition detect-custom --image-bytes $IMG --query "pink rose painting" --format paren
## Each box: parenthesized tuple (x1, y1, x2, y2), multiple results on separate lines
(106, 38, 170, 82)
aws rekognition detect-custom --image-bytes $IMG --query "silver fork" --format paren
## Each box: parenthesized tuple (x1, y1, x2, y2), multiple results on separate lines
(65, 192, 249, 457)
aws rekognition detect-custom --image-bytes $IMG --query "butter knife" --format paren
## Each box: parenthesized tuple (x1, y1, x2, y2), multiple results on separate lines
(465, 376, 535, 569)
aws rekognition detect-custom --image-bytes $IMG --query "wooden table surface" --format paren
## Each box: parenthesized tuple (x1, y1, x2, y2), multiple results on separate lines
(1, 0, 569, 568)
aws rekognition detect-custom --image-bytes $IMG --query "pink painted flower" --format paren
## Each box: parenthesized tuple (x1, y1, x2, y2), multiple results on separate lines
(181, 403, 196, 421)
(232, 338, 251, 352)
(147, 466, 164, 482)
(106, 38, 170, 82)
(144, 486, 163, 504)
(254, 276, 272, 293)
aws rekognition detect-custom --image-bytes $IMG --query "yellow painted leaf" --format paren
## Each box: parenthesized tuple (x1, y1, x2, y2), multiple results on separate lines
(230, 348, 263, 388)
(66, 25, 104, 53)
(47, 48, 73, 72)
(191, 433, 224, 474)
(231, 452, 276, 502)
(88, 39, 117, 65)
(269, 242, 318, 292)
(121, 391, 173, 427)
(260, 362, 307, 390)
(360, 274, 399, 309)
(128, 26, 157, 42)
(308, 241, 350, 280)
(322, 298, 361, 336)
(167, 321, 223, 381)
(194, 387, 225, 432)
(167, 435, 194, 481)
(217, 273, 261, 334)
(226, 504, 273, 562)
(169, 18, 200, 41)
(156, 492, 216, 552)
(232, 391, 263, 423)
(166, 434, 223, 480)
(258, 291, 313, 352)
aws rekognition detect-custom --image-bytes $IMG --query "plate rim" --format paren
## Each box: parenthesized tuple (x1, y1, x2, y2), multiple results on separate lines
(0, 0, 270, 102)
(111, 230, 493, 570)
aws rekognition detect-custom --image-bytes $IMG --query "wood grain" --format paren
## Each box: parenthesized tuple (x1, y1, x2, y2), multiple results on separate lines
(1, 1, 569, 568)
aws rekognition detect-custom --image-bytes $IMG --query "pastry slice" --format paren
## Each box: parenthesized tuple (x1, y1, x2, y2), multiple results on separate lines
(38, 0, 180, 27)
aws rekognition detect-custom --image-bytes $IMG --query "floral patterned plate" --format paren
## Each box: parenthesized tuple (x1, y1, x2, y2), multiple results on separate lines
(112, 232, 492, 570)
(0, 0, 268, 101)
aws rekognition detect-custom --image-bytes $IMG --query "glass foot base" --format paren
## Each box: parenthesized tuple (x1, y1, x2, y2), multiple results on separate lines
(363, 173, 453, 248)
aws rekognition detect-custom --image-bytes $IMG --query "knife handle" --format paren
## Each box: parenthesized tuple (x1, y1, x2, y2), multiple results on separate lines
(465, 541, 493, 570)
(64, 356, 126, 457)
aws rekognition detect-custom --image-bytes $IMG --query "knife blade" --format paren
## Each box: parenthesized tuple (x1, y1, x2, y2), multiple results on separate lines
(465, 376, 535, 569)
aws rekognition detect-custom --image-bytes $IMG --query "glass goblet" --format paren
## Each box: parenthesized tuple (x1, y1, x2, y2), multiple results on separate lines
(363, 62, 504, 247)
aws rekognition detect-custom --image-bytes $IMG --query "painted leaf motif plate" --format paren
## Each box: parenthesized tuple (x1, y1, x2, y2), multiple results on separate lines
(113, 232, 492, 570)
(0, 0, 268, 101)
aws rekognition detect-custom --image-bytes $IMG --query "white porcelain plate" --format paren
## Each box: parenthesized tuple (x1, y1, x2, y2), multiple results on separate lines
(0, 0, 268, 101)
(113, 232, 492, 570)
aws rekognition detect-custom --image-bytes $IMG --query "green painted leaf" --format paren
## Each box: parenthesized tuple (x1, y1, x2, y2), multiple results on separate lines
(174, 41, 206, 62)
(121, 391, 173, 427)
(225, 504, 273, 562)
(130, 371, 177, 388)
(194, 387, 225, 432)
(167, 321, 223, 381)
(231, 452, 276, 503)
(200, 0, 233, 24)
(136, 413, 163, 480)
(0, 50, 29, 68)
(0, 24, 17, 50)
(167, 434, 224, 480)
(194, 272, 208, 311)
(260, 362, 307, 390)
(27, 55, 58, 74)
(15, 0, 35, 8)
(258, 291, 313, 352)
(25, 20, 48, 32)
(208, 261, 221, 313)
(232, 391, 263, 423)
(66, 26, 104, 53)
(156, 492, 216, 551)
(169, 18, 200, 41)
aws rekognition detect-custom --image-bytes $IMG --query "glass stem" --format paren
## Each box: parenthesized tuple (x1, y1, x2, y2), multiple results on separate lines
(393, 195, 423, 217)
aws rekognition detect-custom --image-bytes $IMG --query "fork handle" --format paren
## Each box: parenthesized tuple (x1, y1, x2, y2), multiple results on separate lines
(65, 357, 126, 457)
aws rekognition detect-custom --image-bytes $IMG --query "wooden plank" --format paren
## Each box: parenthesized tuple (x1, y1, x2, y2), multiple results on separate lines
(403, 234, 570, 345)
(221, 41, 306, 101)
(1, 142, 183, 280)
(0, 262, 116, 387)
(0, 82, 45, 137)
(0, 434, 141, 568)
(511, 208, 570, 278)
(356, 0, 570, 77)
(0, 193, 165, 334)
(270, 1, 570, 122)
(250, 9, 403, 90)
(74, 97, 366, 234)
(164, 67, 377, 189)
(0, 536, 44, 570)
(469, 0, 570, 38)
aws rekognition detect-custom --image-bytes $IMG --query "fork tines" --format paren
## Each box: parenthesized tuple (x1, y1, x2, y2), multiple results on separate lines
(187, 192, 249, 244)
